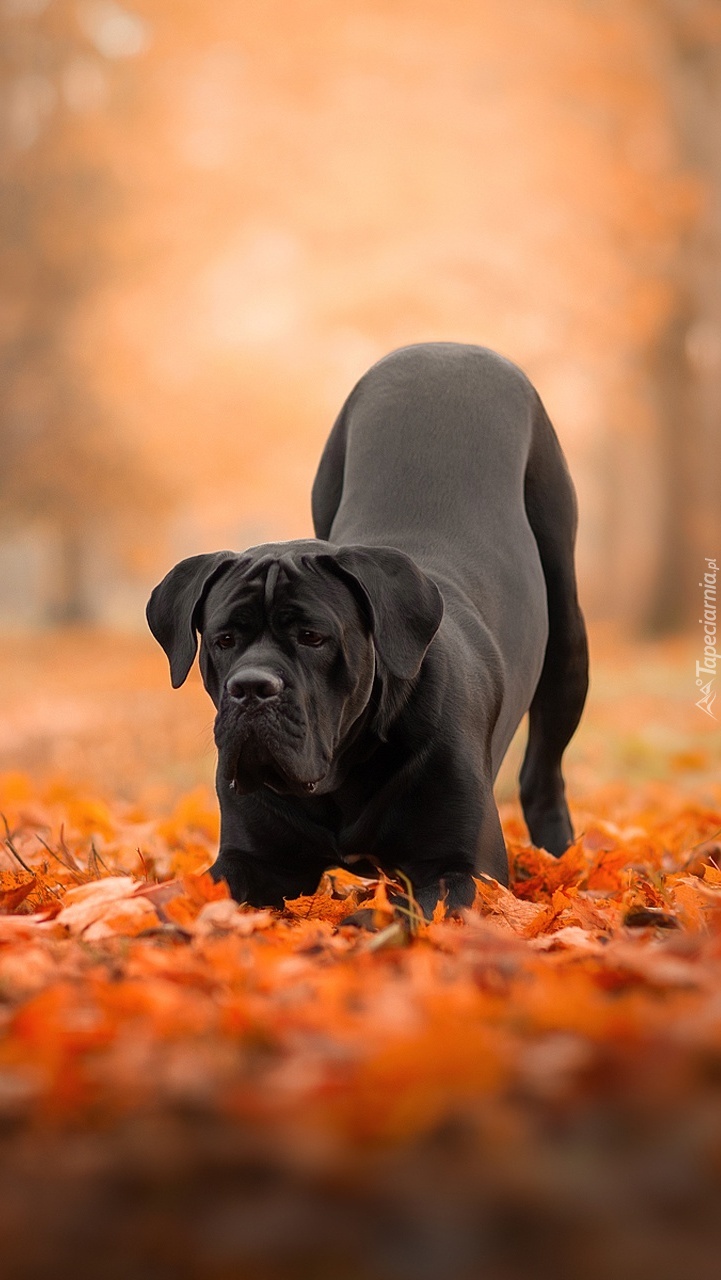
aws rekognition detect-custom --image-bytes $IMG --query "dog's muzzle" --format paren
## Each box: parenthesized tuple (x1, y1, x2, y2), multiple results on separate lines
(226, 666, 284, 703)
(219, 668, 323, 797)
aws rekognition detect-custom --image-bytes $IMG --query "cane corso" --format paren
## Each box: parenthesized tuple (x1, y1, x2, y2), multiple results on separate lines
(147, 343, 588, 916)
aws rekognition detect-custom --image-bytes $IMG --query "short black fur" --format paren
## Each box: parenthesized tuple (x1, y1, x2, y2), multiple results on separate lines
(147, 343, 589, 916)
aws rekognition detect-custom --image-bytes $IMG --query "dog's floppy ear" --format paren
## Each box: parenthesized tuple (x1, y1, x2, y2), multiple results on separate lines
(146, 551, 237, 688)
(321, 545, 443, 680)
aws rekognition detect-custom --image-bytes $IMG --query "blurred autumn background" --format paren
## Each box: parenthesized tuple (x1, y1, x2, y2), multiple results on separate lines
(2, 4, 721, 1278)
(0, 0, 720, 633)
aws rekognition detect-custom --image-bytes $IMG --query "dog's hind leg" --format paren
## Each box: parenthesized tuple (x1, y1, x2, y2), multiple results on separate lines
(519, 395, 589, 856)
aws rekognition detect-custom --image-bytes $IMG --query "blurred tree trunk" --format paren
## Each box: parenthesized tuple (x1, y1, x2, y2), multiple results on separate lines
(0, 4, 172, 627)
(645, 2, 721, 633)
(645, 304, 694, 633)
(49, 524, 92, 625)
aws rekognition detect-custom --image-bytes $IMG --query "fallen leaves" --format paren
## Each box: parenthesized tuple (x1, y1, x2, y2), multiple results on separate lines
(1, 624, 721, 1280)
(0, 658, 719, 1280)
(0, 771, 720, 1150)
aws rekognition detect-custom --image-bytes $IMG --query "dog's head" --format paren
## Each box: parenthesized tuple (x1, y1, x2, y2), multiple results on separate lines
(147, 540, 443, 798)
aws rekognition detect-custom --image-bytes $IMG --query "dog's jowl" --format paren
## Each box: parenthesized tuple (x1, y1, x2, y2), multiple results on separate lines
(147, 343, 589, 916)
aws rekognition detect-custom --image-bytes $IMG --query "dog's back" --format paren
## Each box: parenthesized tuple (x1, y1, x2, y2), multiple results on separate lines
(315, 344, 532, 556)
(313, 342, 550, 767)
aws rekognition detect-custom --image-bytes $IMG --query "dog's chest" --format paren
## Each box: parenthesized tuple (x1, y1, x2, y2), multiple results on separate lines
(296, 763, 396, 864)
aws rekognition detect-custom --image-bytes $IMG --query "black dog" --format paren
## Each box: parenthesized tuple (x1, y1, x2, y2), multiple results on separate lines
(147, 343, 588, 916)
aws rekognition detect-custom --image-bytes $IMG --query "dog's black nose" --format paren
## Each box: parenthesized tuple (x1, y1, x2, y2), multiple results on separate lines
(227, 668, 284, 702)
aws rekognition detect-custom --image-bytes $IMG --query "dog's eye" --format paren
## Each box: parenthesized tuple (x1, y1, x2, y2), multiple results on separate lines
(297, 630, 326, 648)
(214, 633, 236, 650)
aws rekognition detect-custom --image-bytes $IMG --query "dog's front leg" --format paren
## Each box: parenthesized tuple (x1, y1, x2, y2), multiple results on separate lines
(209, 847, 251, 904)
(396, 772, 509, 920)
(213, 774, 331, 908)
(210, 846, 331, 909)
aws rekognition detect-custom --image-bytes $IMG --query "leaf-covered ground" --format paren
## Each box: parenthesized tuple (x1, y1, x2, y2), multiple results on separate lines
(0, 629, 720, 1280)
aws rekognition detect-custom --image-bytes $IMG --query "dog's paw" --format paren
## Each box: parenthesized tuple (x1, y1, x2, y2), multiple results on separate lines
(414, 871, 476, 921)
(209, 851, 250, 904)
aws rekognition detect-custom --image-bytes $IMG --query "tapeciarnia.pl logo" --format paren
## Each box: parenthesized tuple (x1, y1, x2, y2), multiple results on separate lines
(696, 557, 718, 719)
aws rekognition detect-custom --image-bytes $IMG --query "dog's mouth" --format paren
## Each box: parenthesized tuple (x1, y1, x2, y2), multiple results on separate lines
(226, 739, 324, 798)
